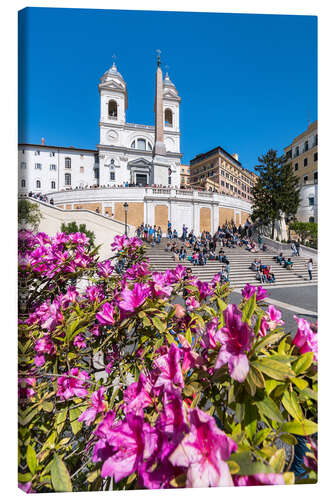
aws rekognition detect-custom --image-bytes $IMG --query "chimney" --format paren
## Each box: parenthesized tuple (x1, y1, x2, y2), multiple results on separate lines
(41, 137, 45, 145)
(232, 153, 239, 161)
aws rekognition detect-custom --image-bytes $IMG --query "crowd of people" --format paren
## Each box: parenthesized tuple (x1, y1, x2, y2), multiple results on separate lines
(19, 192, 55, 205)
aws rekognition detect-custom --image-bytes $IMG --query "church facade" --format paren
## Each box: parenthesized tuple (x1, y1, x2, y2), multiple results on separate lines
(18, 59, 182, 194)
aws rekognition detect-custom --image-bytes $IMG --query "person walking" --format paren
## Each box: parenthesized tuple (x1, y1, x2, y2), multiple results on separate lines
(295, 240, 301, 257)
(307, 259, 313, 281)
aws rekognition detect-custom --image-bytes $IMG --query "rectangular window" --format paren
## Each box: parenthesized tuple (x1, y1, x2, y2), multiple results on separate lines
(314, 172, 318, 183)
(303, 176, 308, 184)
(221, 180, 224, 186)
(35, 150, 40, 156)
(50, 164, 56, 171)
(35, 163, 42, 169)
(226, 173, 229, 179)
(304, 141, 308, 152)
(294, 147, 299, 157)
(110, 172, 115, 181)
(226, 182, 229, 188)
(314, 152, 318, 162)
(168, 176, 171, 185)
(304, 158, 308, 167)
(50, 152, 55, 157)
(20, 162, 26, 169)
(65, 173, 71, 186)
(51, 181, 56, 189)
(309, 197, 314, 206)
(294, 163, 298, 171)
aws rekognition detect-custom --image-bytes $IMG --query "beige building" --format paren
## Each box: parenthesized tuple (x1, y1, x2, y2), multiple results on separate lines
(189, 146, 257, 202)
(284, 121, 318, 222)
(180, 164, 191, 187)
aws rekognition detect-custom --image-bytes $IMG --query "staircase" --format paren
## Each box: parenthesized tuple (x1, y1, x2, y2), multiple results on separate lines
(144, 238, 318, 288)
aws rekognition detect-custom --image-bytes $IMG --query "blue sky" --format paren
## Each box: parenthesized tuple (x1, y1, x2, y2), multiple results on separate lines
(18, 8, 317, 171)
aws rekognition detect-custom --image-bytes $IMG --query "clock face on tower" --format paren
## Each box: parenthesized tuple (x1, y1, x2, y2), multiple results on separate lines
(107, 130, 119, 143)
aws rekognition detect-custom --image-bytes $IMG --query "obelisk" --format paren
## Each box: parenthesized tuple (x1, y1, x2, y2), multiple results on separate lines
(153, 50, 166, 156)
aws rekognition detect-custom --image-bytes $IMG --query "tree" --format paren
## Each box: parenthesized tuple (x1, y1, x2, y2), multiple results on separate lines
(290, 221, 318, 247)
(251, 150, 300, 239)
(18, 199, 43, 230)
(61, 221, 96, 248)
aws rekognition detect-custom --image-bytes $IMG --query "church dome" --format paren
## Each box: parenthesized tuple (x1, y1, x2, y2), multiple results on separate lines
(100, 62, 126, 85)
(163, 72, 176, 90)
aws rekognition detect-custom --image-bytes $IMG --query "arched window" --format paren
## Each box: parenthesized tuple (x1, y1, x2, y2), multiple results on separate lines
(51, 181, 56, 189)
(108, 100, 117, 118)
(165, 108, 173, 127)
(130, 138, 152, 151)
(36, 180, 41, 189)
(21, 179, 26, 188)
(65, 173, 71, 186)
(65, 157, 71, 169)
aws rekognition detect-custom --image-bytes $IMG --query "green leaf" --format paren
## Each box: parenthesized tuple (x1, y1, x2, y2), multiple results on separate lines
(291, 377, 308, 390)
(293, 352, 314, 375)
(55, 408, 68, 434)
(230, 451, 274, 475)
(283, 472, 295, 484)
(279, 433, 298, 445)
(265, 379, 282, 396)
(248, 366, 265, 388)
(26, 445, 37, 475)
(242, 293, 256, 324)
(152, 316, 166, 333)
(269, 448, 285, 473)
(227, 460, 240, 474)
(50, 454, 72, 492)
(87, 469, 100, 483)
(253, 332, 285, 353)
(255, 397, 284, 423)
(42, 401, 54, 413)
(298, 387, 317, 401)
(244, 404, 258, 441)
(185, 328, 192, 345)
(18, 473, 32, 482)
(252, 428, 271, 446)
(280, 419, 318, 436)
(69, 407, 83, 435)
(281, 390, 303, 421)
(252, 358, 294, 381)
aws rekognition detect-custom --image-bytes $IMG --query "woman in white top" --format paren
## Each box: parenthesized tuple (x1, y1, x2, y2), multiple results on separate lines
(307, 259, 313, 281)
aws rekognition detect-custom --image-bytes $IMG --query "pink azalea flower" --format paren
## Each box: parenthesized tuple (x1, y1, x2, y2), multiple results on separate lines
(90, 324, 101, 337)
(151, 272, 173, 298)
(186, 296, 200, 312)
(197, 281, 214, 301)
(153, 343, 184, 394)
(96, 303, 115, 325)
(41, 303, 64, 331)
(214, 304, 254, 382)
(118, 283, 150, 312)
(124, 373, 153, 414)
(61, 286, 79, 308)
(259, 316, 269, 337)
(293, 315, 318, 362)
(234, 473, 285, 486)
(35, 335, 56, 356)
(85, 285, 104, 302)
(267, 304, 284, 329)
(169, 408, 237, 488)
(78, 387, 106, 425)
(57, 367, 90, 400)
(73, 334, 87, 350)
(97, 260, 114, 278)
(93, 413, 158, 482)
(173, 265, 187, 281)
(18, 482, 33, 493)
(242, 284, 268, 302)
(18, 377, 36, 399)
(111, 234, 129, 251)
(303, 437, 318, 472)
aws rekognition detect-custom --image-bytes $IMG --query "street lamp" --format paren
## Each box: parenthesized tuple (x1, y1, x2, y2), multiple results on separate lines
(123, 202, 128, 236)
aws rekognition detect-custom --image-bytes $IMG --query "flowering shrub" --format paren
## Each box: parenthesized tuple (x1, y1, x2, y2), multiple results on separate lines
(18, 230, 318, 492)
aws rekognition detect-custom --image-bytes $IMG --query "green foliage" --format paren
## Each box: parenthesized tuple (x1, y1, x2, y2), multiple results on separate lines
(289, 221, 318, 247)
(18, 199, 43, 230)
(251, 150, 300, 239)
(61, 221, 96, 248)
